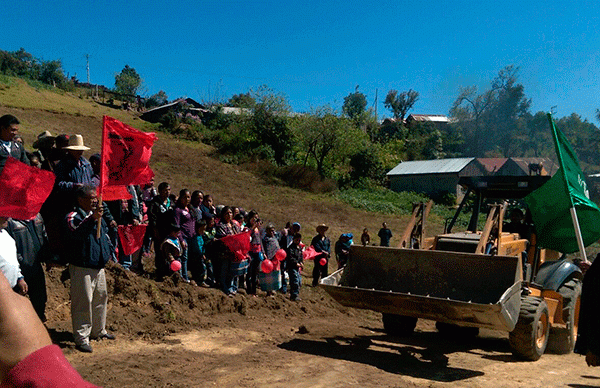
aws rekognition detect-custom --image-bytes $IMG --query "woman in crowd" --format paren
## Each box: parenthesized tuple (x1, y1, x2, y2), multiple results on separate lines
(245, 210, 263, 296)
(173, 189, 195, 282)
(215, 206, 243, 296)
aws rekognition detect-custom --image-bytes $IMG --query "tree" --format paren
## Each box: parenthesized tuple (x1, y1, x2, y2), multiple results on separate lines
(145, 90, 168, 108)
(228, 92, 255, 108)
(342, 86, 367, 120)
(450, 65, 531, 156)
(114, 65, 142, 98)
(39, 60, 65, 87)
(384, 89, 419, 121)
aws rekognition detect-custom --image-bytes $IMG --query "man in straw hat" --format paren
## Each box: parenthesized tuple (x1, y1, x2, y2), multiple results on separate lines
(0, 115, 29, 173)
(311, 223, 331, 287)
(53, 134, 94, 216)
(32, 131, 57, 172)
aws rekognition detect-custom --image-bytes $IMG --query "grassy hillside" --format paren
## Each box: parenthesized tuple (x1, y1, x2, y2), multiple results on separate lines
(0, 76, 430, 241)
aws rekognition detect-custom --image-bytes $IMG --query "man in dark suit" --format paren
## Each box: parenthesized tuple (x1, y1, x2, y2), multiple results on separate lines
(0, 115, 29, 173)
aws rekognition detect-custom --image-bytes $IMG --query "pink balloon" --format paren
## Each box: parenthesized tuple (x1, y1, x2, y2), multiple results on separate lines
(170, 260, 182, 272)
(261, 259, 274, 273)
(319, 257, 327, 266)
(274, 249, 287, 261)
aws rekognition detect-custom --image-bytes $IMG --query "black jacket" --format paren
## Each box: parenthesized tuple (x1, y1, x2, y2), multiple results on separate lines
(65, 207, 113, 269)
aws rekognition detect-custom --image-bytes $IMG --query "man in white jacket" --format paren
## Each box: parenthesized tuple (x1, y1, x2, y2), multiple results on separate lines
(0, 216, 27, 295)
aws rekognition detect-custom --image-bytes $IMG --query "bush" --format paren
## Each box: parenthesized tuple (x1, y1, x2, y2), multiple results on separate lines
(276, 164, 337, 193)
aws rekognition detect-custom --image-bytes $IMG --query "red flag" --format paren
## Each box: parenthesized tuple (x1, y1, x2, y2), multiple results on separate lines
(302, 245, 320, 261)
(0, 157, 55, 220)
(99, 185, 132, 202)
(117, 224, 148, 256)
(100, 116, 157, 199)
(220, 231, 251, 262)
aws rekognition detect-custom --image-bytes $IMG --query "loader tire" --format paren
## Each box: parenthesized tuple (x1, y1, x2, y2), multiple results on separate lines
(382, 314, 417, 336)
(547, 277, 582, 354)
(435, 322, 479, 337)
(509, 296, 550, 361)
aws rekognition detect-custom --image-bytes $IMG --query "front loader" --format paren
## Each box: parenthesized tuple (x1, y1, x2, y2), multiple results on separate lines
(321, 176, 583, 360)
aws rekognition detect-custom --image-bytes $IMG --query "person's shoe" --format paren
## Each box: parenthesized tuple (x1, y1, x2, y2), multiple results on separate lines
(291, 296, 302, 301)
(98, 332, 116, 340)
(76, 343, 93, 353)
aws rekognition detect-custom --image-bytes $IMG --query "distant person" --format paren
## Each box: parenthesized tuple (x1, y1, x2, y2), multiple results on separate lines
(503, 208, 530, 239)
(65, 185, 115, 353)
(311, 224, 331, 287)
(285, 232, 304, 301)
(245, 210, 262, 296)
(260, 224, 282, 297)
(32, 130, 56, 172)
(0, 114, 29, 173)
(160, 223, 183, 277)
(335, 233, 352, 269)
(173, 189, 195, 282)
(361, 228, 371, 246)
(148, 182, 175, 280)
(215, 206, 243, 296)
(378, 222, 392, 247)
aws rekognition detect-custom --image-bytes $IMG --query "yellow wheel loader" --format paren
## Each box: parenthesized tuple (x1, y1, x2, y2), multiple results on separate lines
(321, 176, 583, 361)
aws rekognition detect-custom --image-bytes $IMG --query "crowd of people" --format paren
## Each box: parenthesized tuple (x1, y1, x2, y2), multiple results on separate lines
(0, 113, 358, 353)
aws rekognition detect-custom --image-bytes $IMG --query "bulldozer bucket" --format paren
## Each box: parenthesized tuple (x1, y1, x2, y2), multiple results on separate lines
(320, 245, 523, 331)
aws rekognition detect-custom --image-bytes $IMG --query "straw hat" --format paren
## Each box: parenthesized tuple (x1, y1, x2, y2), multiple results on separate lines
(63, 134, 90, 151)
(32, 131, 55, 149)
(316, 224, 329, 233)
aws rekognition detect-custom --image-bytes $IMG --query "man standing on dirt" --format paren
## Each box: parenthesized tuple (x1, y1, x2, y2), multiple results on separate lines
(0, 114, 29, 173)
(66, 185, 115, 353)
(378, 222, 392, 247)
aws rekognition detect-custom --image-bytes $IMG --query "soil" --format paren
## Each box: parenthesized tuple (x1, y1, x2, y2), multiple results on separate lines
(43, 258, 598, 388)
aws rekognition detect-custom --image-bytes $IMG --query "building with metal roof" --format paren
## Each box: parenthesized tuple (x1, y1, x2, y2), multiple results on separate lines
(387, 158, 485, 201)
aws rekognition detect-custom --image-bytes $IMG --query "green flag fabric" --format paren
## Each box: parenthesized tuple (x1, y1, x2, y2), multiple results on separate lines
(524, 113, 600, 253)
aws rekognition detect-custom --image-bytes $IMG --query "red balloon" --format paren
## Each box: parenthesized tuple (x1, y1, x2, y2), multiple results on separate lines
(319, 257, 327, 266)
(274, 249, 287, 261)
(170, 260, 182, 272)
(261, 259, 274, 273)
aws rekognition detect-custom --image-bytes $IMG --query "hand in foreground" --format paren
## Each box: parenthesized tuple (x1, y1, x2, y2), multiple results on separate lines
(0, 271, 51, 381)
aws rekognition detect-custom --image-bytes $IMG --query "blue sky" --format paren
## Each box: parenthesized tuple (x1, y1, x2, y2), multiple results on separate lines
(3, 1, 600, 121)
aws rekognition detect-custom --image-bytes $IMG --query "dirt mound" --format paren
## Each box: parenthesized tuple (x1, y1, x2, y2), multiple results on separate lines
(45, 259, 354, 341)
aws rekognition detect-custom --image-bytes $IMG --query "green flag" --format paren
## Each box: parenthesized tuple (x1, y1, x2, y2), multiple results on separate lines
(524, 113, 600, 253)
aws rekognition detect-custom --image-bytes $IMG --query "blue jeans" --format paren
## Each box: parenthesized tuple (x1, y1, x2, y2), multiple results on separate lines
(180, 238, 190, 281)
(220, 259, 235, 294)
(288, 267, 301, 298)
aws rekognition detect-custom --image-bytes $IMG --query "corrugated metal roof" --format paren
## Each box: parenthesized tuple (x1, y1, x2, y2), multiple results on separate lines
(387, 158, 475, 176)
(408, 114, 450, 123)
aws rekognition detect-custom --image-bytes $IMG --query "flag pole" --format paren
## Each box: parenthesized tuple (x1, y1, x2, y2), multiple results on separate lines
(97, 116, 107, 239)
(547, 113, 589, 263)
(570, 207, 589, 263)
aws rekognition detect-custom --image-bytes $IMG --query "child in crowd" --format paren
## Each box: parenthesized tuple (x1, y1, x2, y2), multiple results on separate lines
(361, 228, 370, 246)
(189, 219, 213, 287)
(161, 223, 182, 277)
(285, 233, 303, 301)
(260, 224, 281, 297)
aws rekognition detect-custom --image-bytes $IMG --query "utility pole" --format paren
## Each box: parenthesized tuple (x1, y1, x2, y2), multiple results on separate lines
(373, 88, 378, 120)
(85, 54, 90, 84)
